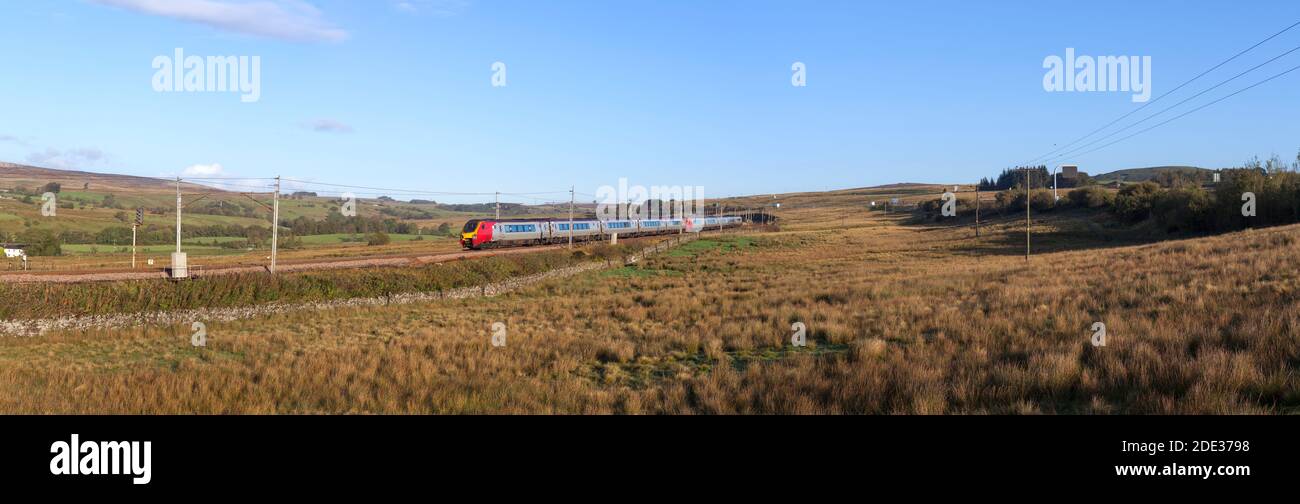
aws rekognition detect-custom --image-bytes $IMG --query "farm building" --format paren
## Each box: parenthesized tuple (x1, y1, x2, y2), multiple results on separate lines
(2, 243, 28, 259)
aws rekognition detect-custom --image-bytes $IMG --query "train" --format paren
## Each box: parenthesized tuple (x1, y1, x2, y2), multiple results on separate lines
(461, 216, 744, 250)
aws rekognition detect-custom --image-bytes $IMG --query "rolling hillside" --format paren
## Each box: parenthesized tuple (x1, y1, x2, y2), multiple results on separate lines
(1091, 166, 1216, 184)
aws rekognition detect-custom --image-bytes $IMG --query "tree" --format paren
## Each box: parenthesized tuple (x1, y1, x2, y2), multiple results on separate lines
(366, 231, 391, 246)
(114, 211, 128, 223)
(436, 223, 452, 236)
(1068, 186, 1113, 209)
(1112, 182, 1161, 223)
(18, 229, 62, 256)
(40, 182, 61, 194)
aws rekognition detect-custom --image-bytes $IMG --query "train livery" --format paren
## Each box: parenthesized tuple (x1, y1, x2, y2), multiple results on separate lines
(461, 216, 743, 250)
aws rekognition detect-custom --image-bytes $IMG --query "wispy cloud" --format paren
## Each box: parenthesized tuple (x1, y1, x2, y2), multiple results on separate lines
(302, 118, 354, 134)
(0, 135, 29, 147)
(26, 147, 108, 170)
(181, 163, 226, 177)
(90, 0, 349, 43)
(394, 0, 470, 17)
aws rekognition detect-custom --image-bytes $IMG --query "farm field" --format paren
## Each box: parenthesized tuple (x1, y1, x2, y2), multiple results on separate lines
(2, 190, 1294, 414)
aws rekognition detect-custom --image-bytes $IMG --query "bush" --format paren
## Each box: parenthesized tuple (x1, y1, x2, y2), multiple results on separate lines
(996, 189, 1057, 213)
(1029, 190, 1057, 212)
(366, 231, 391, 246)
(1068, 186, 1114, 209)
(1112, 182, 1160, 223)
(17, 229, 62, 257)
(1153, 188, 1215, 233)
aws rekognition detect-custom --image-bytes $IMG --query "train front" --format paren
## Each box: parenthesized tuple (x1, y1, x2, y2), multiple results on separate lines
(461, 220, 493, 250)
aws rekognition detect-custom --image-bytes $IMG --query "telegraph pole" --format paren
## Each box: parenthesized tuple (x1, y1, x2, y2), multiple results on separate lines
(1025, 168, 1031, 261)
(495, 192, 500, 220)
(568, 185, 574, 248)
(132, 208, 141, 269)
(975, 186, 980, 238)
(271, 176, 281, 273)
(175, 177, 182, 253)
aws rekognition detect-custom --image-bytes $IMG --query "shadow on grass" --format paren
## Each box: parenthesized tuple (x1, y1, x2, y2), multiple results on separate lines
(901, 207, 1197, 258)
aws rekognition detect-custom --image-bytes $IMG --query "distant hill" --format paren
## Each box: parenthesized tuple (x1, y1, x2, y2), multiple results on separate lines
(0, 162, 215, 193)
(1091, 166, 1215, 184)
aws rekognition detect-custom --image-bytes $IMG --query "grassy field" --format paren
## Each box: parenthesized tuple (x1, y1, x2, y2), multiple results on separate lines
(1, 188, 1296, 414)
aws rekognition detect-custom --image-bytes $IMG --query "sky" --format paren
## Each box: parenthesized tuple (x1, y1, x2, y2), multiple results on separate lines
(1, 0, 1299, 204)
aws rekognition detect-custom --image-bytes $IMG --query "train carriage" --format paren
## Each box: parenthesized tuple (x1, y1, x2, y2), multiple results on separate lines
(462, 215, 745, 250)
(549, 220, 602, 243)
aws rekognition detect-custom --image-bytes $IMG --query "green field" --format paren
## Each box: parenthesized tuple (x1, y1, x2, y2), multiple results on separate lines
(298, 233, 440, 245)
(60, 244, 238, 256)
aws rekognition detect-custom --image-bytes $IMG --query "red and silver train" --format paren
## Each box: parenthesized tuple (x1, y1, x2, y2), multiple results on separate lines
(461, 216, 743, 250)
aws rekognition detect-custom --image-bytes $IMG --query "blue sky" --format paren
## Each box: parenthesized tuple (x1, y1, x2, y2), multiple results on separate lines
(1, 0, 1298, 203)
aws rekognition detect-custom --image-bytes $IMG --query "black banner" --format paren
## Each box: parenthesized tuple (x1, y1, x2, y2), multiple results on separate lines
(0, 415, 1291, 494)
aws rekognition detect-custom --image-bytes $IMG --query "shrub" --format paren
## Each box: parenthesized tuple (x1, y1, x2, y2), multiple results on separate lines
(1112, 182, 1160, 223)
(366, 231, 391, 246)
(1068, 186, 1114, 209)
(1029, 189, 1057, 212)
(997, 189, 1056, 213)
(17, 229, 62, 257)
(1152, 187, 1215, 233)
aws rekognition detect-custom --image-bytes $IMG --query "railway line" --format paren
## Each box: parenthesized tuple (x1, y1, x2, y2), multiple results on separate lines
(0, 234, 685, 284)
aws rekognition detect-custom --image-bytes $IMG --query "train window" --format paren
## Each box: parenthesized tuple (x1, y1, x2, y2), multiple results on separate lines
(462, 221, 480, 233)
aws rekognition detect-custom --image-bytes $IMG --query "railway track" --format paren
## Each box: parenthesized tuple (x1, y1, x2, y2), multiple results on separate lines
(0, 234, 686, 284)
(0, 243, 576, 284)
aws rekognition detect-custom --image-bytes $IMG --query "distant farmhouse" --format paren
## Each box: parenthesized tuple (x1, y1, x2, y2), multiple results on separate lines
(2, 243, 28, 259)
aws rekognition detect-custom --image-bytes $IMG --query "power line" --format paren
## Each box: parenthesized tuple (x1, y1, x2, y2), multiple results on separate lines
(1042, 42, 1300, 164)
(1058, 61, 1300, 161)
(1020, 19, 1300, 166)
(279, 178, 576, 198)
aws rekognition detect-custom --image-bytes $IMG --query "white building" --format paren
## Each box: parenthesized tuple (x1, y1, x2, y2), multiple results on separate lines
(3, 244, 27, 259)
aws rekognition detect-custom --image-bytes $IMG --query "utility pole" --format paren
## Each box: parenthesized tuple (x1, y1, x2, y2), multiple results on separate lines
(171, 176, 188, 279)
(975, 186, 980, 238)
(132, 207, 141, 269)
(175, 177, 182, 253)
(495, 192, 500, 220)
(1052, 166, 1059, 202)
(1025, 168, 1031, 261)
(271, 176, 281, 274)
(568, 185, 574, 248)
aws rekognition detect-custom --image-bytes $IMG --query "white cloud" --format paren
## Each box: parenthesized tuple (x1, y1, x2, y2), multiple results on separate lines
(0, 134, 29, 147)
(182, 163, 226, 177)
(394, 0, 470, 17)
(302, 118, 354, 134)
(90, 0, 349, 43)
(27, 147, 108, 169)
